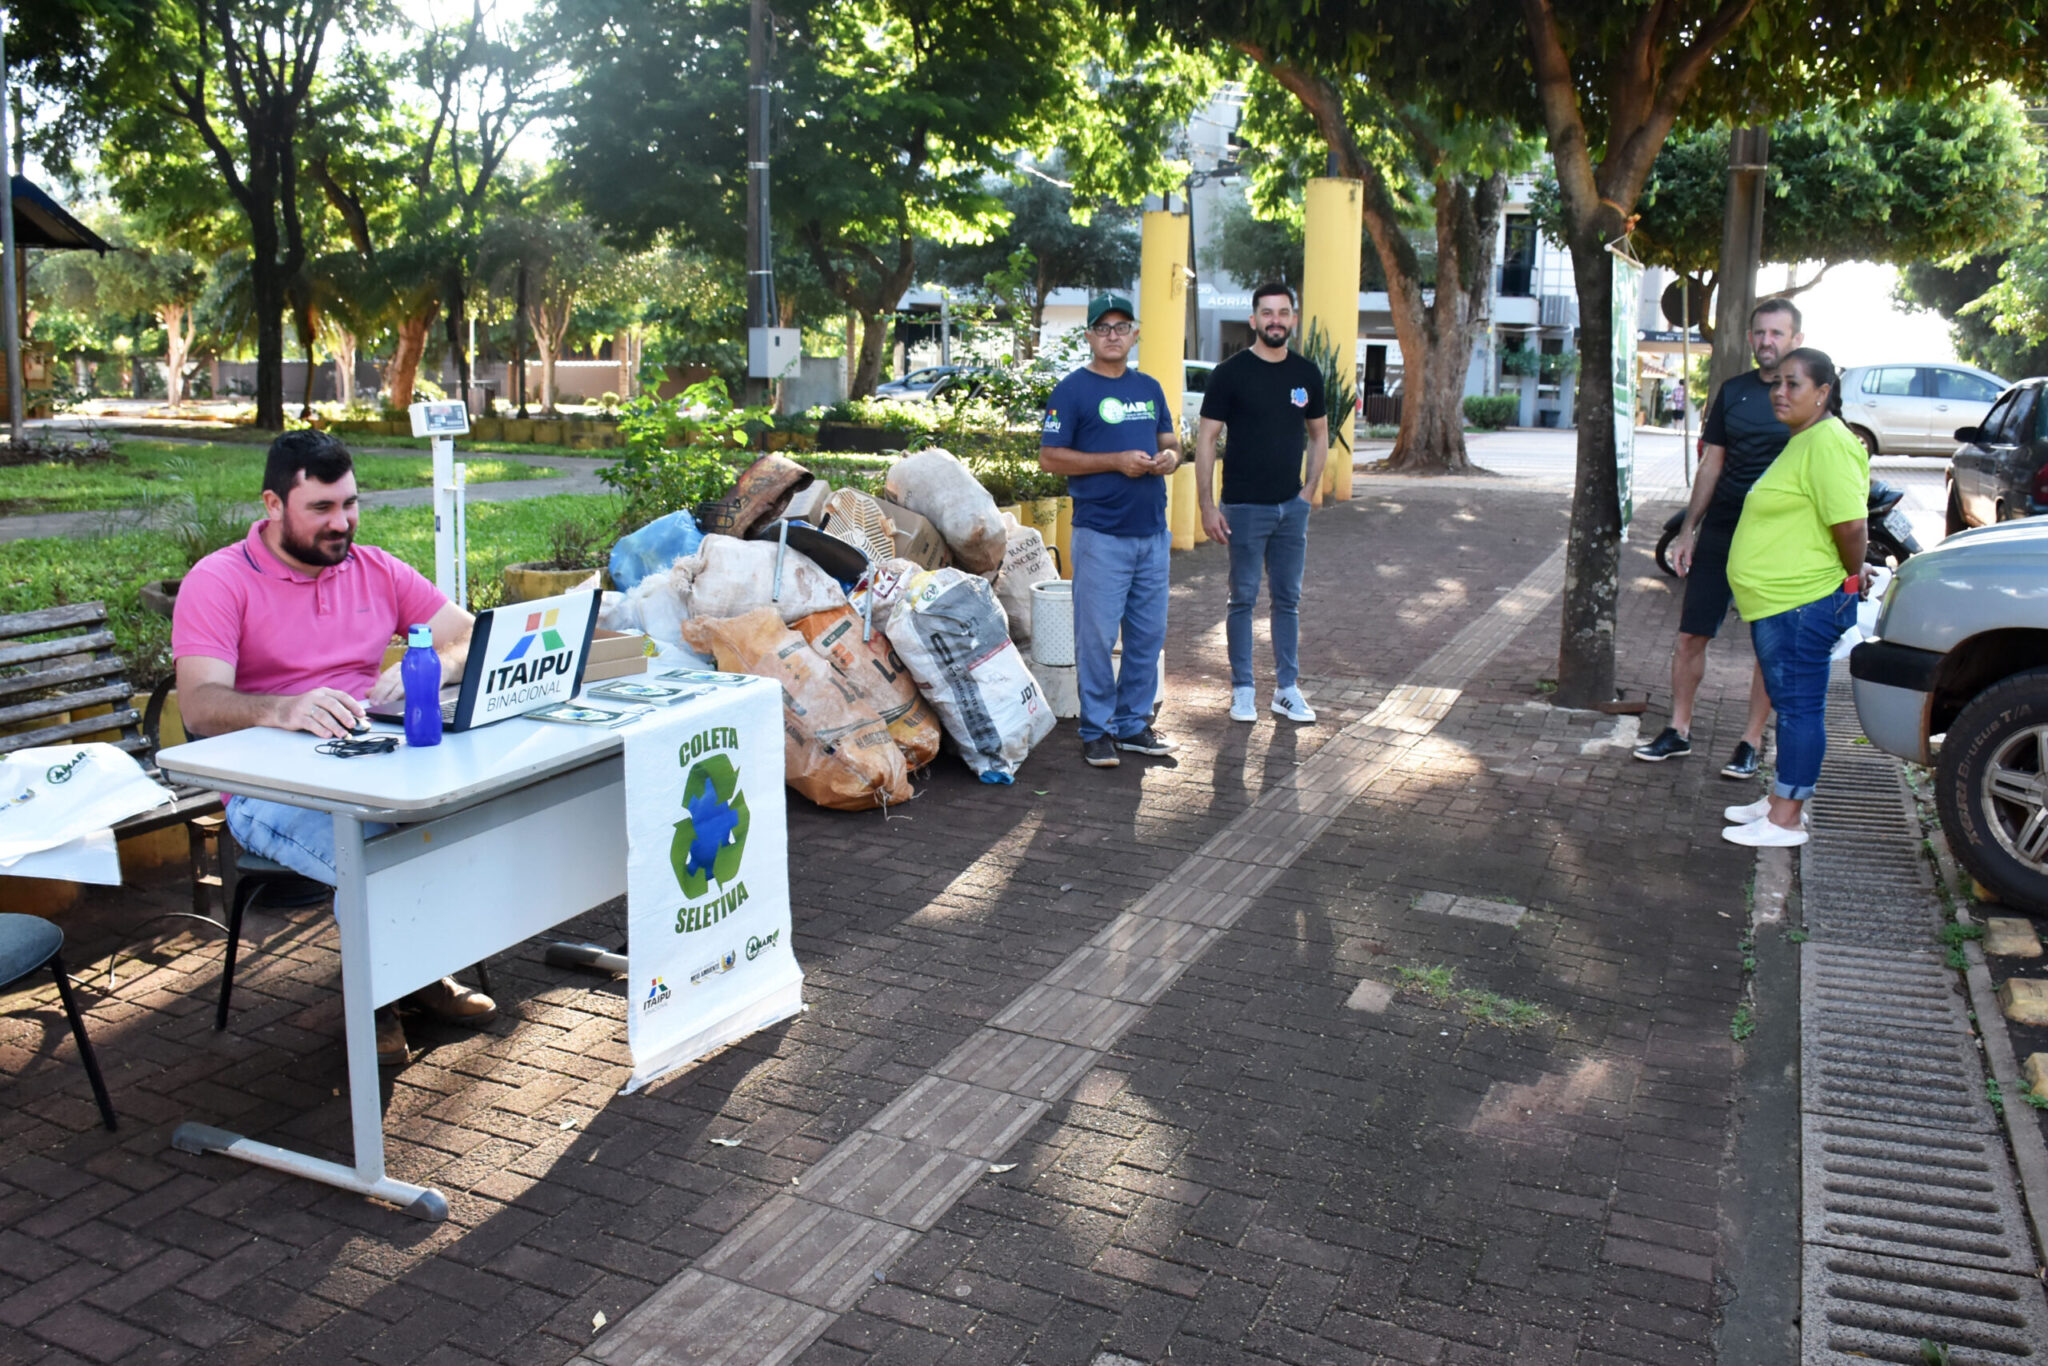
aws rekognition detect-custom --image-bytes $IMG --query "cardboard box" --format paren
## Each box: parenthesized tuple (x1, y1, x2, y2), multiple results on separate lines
(783, 480, 832, 527)
(582, 655, 648, 682)
(873, 497, 951, 569)
(589, 628, 650, 665)
(582, 628, 649, 680)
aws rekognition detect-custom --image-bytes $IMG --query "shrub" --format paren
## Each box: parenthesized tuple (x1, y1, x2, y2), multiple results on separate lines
(601, 379, 769, 526)
(1464, 395, 1519, 430)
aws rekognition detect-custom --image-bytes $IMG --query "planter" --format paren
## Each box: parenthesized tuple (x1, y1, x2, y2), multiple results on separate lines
(472, 417, 505, 441)
(815, 422, 905, 454)
(1030, 498, 1060, 565)
(140, 578, 181, 619)
(500, 418, 535, 444)
(997, 503, 1022, 527)
(1055, 497, 1073, 579)
(503, 562, 604, 603)
(762, 431, 817, 453)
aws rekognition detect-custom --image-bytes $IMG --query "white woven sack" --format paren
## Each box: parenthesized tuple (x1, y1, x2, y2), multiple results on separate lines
(673, 533, 848, 624)
(882, 448, 1006, 575)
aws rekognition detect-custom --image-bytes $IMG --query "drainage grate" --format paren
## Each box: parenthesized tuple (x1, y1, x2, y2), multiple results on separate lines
(1802, 1249, 2048, 1364)
(1804, 1116, 2034, 1272)
(1797, 662, 2048, 1357)
(1801, 944, 1991, 1133)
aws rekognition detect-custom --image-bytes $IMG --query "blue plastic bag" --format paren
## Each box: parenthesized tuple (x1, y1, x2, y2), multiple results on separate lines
(608, 509, 704, 591)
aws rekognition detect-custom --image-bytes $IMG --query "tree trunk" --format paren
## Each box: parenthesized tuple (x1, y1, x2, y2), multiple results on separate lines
(1554, 234, 1622, 709)
(250, 245, 287, 430)
(384, 304, 438, 410)
(161, 302, 192, 406)
(852, 310, 891, 397)
(331, 325, 358, 404)
(444, 270, 473, 414)
(1383, 173, 1507, 474)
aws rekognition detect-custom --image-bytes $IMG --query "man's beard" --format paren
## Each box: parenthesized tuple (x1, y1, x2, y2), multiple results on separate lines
(282, 523, 352, 567)
(1261, 325, 1291, 346)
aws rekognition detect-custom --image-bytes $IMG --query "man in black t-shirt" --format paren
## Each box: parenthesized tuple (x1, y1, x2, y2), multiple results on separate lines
(1634, 297, 1803, 775)
(1195, 281, 1330, 724)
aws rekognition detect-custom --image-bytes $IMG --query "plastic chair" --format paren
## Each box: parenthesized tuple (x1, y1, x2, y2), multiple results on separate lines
(0, 913, 116, 1131)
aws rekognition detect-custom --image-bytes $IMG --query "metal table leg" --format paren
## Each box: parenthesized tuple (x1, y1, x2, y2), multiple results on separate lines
(171, 811, 448, 1221)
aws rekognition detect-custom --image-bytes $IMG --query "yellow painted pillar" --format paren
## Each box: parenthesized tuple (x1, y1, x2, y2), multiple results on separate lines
(1139, 209, 1197, 550)
(1302, 177, 1363, 504)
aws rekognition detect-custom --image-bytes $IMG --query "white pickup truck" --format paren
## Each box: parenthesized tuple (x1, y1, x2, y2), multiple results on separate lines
(1850, 518, 2048, 912)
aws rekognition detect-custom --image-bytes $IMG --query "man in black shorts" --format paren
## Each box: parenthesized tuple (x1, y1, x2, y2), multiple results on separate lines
(1634, 298, 1803, 775)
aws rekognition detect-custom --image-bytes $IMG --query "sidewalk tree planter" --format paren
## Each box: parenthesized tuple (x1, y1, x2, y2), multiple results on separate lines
(503, 514, 611, 602)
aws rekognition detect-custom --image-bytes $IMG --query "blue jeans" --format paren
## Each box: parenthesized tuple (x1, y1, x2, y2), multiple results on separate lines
(1749, 590, 1855, 800)
(227, 797, 391, 885)
(1224, 498, 1310, 690)
(1071, 526, 1172, 741)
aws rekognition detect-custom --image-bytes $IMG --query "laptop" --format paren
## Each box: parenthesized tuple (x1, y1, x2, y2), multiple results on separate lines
(367, 589, 602, 733)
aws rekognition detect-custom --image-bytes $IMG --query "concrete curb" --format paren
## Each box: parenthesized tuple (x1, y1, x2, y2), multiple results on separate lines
(1930, 827, 2048, 1268)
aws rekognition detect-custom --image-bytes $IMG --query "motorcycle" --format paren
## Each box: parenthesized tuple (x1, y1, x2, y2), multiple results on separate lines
(1653, 478, 1922, 577)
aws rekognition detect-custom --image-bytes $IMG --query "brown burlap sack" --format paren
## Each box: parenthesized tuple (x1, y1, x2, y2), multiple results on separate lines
(681, 608, 913, 812)
(694, 453, 815, 540)
(793, 606, 942, 769)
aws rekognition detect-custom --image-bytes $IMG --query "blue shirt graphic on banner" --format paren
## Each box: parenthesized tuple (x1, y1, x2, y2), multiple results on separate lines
(1042, 367, 1176, 536)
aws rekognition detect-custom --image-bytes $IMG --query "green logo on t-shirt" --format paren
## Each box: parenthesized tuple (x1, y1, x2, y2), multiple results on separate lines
(1098, 396, 1155, 425)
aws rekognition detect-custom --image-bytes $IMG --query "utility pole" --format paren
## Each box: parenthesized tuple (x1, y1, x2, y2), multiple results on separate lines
(743, 0, 778, 407)
(0, 9, 22, 444)
(1708, 126, 1768, 397)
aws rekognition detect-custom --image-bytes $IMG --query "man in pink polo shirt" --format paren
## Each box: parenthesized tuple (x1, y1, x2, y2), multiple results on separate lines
(173, 430, 495, 1066)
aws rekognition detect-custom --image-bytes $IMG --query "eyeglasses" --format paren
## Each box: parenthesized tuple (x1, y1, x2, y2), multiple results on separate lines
(1088, 322, 1134, 337)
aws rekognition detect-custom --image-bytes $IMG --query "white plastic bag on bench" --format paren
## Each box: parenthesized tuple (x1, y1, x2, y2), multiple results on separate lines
(0, 743, 172, 871)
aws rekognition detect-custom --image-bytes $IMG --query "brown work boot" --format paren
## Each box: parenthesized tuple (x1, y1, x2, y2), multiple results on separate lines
(376, 1007, 409, 1068)
(403, 976, 497, 1027)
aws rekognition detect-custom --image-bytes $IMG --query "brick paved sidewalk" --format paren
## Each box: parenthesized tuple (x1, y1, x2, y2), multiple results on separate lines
(1, 478, 1766, 1365)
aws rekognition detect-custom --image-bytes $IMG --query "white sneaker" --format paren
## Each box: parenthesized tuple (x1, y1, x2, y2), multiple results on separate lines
(1723, 796, 1772, 824)
(1722, 814, 1809, 847)
(1722, 797, 1808, 826)
(1270, 688, 1317, 724)
(1230, 687, 1256, 722)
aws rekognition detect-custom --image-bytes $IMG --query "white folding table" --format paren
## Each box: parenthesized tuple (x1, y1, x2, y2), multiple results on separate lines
(156, 719, 629, 1220)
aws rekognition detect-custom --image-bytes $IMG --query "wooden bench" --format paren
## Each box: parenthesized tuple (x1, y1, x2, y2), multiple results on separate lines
(1, 602, 225, 916)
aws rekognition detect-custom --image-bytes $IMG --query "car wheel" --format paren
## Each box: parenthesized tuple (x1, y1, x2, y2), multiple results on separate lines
(1936, 668, 2048, 915)
(1946, 484, 1967, 538)
(1851, 425, 1879, 457)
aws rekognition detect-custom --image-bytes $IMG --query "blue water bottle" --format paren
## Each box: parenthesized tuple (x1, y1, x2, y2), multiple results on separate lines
(401, 624, 443, 748)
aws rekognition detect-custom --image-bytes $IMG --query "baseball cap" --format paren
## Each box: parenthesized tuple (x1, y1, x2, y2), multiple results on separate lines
(1086, 292, 1136, 328)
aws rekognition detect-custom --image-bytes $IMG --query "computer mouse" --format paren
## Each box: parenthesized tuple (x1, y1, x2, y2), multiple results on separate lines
(349, 715, 373, 736)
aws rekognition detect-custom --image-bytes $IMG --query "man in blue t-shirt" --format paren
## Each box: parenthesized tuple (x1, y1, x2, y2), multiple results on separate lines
(1040, 292, 1183, 768)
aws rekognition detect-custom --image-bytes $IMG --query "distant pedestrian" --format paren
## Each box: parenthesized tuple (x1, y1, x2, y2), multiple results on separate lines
(1634, 298, 1803, 776)
(1039, 293, 1183, 769)
(1194, 282, 1328, 724)
(1721, 348, 1869, 847)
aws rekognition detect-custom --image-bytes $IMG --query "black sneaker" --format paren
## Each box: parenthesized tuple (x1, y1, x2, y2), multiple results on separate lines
(1721, 740, 1760, 779)
(1632, 727, 1692, 761)
(1083, 736, 1120, 768)
(1114, 726, 1180, 757)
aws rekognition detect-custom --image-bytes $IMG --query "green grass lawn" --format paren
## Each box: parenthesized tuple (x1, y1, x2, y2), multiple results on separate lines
(0, 439, 562, 515)
(1, 492, 622, 680)
(103, 422, 610, 460)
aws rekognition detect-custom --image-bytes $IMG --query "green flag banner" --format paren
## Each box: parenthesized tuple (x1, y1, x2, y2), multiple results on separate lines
(1611, 250, 1642, 535)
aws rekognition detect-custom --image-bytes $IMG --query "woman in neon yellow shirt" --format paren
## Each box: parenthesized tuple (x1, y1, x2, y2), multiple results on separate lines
(1723, 348, 1869, 848)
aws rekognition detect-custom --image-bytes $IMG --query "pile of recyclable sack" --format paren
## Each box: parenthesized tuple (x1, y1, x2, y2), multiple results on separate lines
(603, 449, 1054, 807)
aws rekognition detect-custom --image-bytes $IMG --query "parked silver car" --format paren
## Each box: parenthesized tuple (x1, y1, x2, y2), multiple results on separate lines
(1838, 361, 2008, 457)
(1850, 518, 2048, 911)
